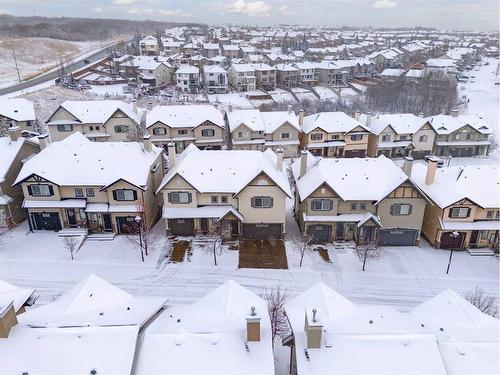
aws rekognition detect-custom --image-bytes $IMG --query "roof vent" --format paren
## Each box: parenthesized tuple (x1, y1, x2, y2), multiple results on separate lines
(90, 370, 97, 375)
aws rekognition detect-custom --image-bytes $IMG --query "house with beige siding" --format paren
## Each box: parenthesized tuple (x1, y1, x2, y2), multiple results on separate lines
(13, 132, 163, 236)
(156, 144, 291, 239)
(139, 35, 160, 56)
(46, 100, 141, 142)
(300, 111, 373, 158)
(228, 64, 257, 92)
(292, 152, 429, 246)
(146, 105, 225, 153)
(276, 64, 299, 88)
(411, 160, 499, 252)
(0, 127, 39, 227)
(0, 98, 37, 137)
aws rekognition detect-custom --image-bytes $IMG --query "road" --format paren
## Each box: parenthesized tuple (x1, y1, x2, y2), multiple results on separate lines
(0, 40, 129, 96)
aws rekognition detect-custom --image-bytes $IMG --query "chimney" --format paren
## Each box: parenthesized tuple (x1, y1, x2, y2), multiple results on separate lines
(38, 134, 50, 151)
(366, 112, 372, 127)
(132, 99, 138, 114)
(287, 104, 293, 114)
(418, 112, 424, 118)
(305, 308, 323, 349)
(167, 142, 176, 168)
(276, 147, 284, 171)
(143, 134, 152, 152)
(425, 158, 438, 185)
(299, 150, 308, 178)
(450, 109, 459, 117)
(8, 126, 21, 142)
(402, 156, 413, 177)
(246, 306, 261, 342)
(299, 109, 304, 127)
(354, 110, 360, 121)
(0, 302, 18, 338)
(228, 104, 233, 113)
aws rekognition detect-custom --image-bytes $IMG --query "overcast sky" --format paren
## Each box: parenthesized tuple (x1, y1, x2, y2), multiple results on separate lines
(1, 0, 498, 31)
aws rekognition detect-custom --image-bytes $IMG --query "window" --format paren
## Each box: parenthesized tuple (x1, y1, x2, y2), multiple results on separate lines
(252, 196, 273, 208)
(332, 134, 340, 140)
(496, 211, 500, 219)
(281, 132, 290, 139)
(91, 213, 98, 223)
(86, 188, 95, 197)
(89, 126, 94, 131)
(391, 204, 412, 215)
(419, 135, 428, 142)
(399, 135, 408, 140)
(221, 195, 228, 203)
(114, 189, 135, 201)
(169, 192, 191, 204)
(311, 199, 332, 211)
(452, 133, 461, 140)
(211, 195, 218, 204)
(178, 129, 188, 135)
(153, 127, 166, 135)
(350, 203, 358, 211)
(351, 134, 362, 141)
(311, 133, 323, 141)
(57, 124, 73, 132)
(114, 125, 128, 133)
(359, 203, 367, 210)
(486, 210, 494, 218)
(29, 184, 52, 197)
(348, 223, 356, 232)
(237, 131, 244, 138)
(75, 188, 84, 198)
(381, 134, 390, 142)
(481, 230, 490, 240)
(449, 207, 470, 218)
(202, 129, 215, 137)
(95, 126, 100, 131)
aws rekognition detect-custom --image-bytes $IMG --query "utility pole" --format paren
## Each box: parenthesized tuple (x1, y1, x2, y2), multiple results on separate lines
(12, 49, 21, 84)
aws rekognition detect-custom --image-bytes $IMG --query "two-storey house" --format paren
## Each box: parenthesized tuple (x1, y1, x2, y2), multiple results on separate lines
(276, 64, 300, 88)
(146, 105, 225, 153)
(315, 61, 346, 87)
(426, 111, 492, 157)
(45, 100, 141, 142)
(202, 65, 229, 94)
(139, 35, 160, 56)
(300, 111, 372, 158)
(228, 64, 257, 92)
(14, 133, 163, 235)
(202, 43, 221, 58)
(222, 44, 240, 58)
(252, 63, 276, 90)
(175, 65, 200, 94)
(157, 144, 291, 239)
(133, 56, 172, 86)
(293, 62, 319, 86)
(0, 98, 37, 137)
(292, 153, 429, 246)
(412, 160, 499, 251)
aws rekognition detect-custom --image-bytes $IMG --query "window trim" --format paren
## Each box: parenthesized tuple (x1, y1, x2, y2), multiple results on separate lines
(56, 124, 73, 132)
(449, 207, 470, 218)
(29, 184, 52, 197)
(86, 188, 95, 197)
(390, 203, 413, 216)
(169, 191, 192, 204)
(153, 127, 167, 136)
(74, 188, 84, 198)
(311, 199, 333, 211)
(252, 196, 273, 208)
(201, 128, 215, 137)
(114, 189, 136, 201)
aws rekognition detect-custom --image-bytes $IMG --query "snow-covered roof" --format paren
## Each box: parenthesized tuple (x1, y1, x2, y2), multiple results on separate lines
(18, 274, 166, 328)
(230, 63, 256, 73)
(176, 65, 199, 74)
(0, 136, 31, 182)
(380, 68, 406, 77)
(261, 111, 299, 133)
(46, 100, 140, 125)
(203, 65, 227, 74)
(411, 164, 499, 209)
(146, 105, 224, 129)
(426, 58, 457, 68)
(0, 280, 36, 314)
(157, 145, 291, 197)
(301, 112, 370, 134)
(426, 114, 492, 135)
(292, 153, 408, 202)
(0, 98, 36, 122)
(405, 69, 424, 78)
(359, 113, 429, 135)
(228, 109, 299, 134)
(134, 280, 274, 375)
(14, 132, 161, 188)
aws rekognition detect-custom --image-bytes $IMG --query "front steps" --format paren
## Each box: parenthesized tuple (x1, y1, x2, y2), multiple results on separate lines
(467, 247, 496, 256)
(86, 232, 116, 241)
(57, 228, 88, 237)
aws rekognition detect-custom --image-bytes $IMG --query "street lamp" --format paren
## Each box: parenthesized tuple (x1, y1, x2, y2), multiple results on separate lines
(135, 215, 144, 262)
(446, 231, 460, 274)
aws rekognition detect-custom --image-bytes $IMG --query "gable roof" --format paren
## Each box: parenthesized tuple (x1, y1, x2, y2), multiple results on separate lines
(301, 112, 371, 134)
(0, 98, 36, 122)
(146, 105, 224, 129)
(0, 279, 36, 313)
(0, 136, 31, 182)
(426, 114, 493, 135)
(359, 113, 430, 135)
(227, 109, 264, 132)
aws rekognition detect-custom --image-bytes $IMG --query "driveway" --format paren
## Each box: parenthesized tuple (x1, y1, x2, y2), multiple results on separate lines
(238, 239, 288, 269)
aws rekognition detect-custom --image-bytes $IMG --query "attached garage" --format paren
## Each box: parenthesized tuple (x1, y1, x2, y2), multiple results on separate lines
(439, 231, 466, 249)
(116, 216, 139, 234)
(242, 223, 282, 240)
(31, 212, 61, 231)
(344, 149, 366, 158)
(378, 228, 418, 246)
(169, 218, 195, 236)
(307, 224, 332, 243)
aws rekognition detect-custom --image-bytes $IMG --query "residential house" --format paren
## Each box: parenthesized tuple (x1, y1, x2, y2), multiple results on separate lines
(139, 35, 160, 56)
(228, 64, 257, 92)
(156, 144, 291, 239)
(300, 111, 372, 158)
(283, 283, 499, 375)
(293, 62, 319, 86)
(412, 161, 499, 251)
(380, 68, 406, 81)
(175, 65, 200, 94)
(146, 104, 225, 152)
(0, 98, 37, 137)
(181, 42, 200, 57)
(202, 65, 229, 94)
(292, 153, 428, 246)
(426, 111, 492, 157)
(14, 133, 164, 235)
(222, 44, 240, 58)
(202, 42, 221, 58)
(252, 63, 276, 90)
(361, 113, 436, 159)
(133, 56, 172, 86)
(163, 41, 183, 54)
(0, 279, 36, 318)
(315, 61, 346, 87)
(0, 127, 39, 227)
(276, 64, 300, 88)
(135, 280, 275, 375)
(368, 49, 404, 71)
(45, 100, 141, 142)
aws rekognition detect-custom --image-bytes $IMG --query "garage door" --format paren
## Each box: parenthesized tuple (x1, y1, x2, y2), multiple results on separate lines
(169, 218, 195, 236)
(378, 229, 418, 246)
(242, 224, 282, 239)
(439, 231, 466, 249)
(344, 149, 366, 158)
(31, 212, 61, 231)
(307, 225, 332, 242)
(116, 216, 139, 234)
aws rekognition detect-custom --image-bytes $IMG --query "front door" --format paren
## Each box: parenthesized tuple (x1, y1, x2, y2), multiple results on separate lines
(336, 223, 344, 240)
(66, 209, 77, 226)
(469, 230, 479, 247)
(230, 221, 239, 236)
(102, 214, 112, 231)
(200, 218, 209, 233)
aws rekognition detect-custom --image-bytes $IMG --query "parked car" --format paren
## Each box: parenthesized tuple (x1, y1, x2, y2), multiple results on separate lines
(424, 155, 444, 167)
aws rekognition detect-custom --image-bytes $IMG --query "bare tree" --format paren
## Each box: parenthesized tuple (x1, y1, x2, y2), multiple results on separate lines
(126, 218, 161, 262)
(465, 285, 498, 317)
(291, 232, 314, 267)
(261, 285, 289, 341)
(356, 241, 382, 271)
(63, 236, 79, 260)
(198, 223, 224, 266)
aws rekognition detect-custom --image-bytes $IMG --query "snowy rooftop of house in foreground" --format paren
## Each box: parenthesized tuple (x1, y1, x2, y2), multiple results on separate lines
(0, 279, 36, 313)
(301, 112, 370, 134)
(292, 153, 408, 202)
(18, 274, 166, 328)
(426, 114, 492, 135)
(411, 164, 500, 209)
(157, 145, 291, 197)
(14, 132, 161, 188)
(146, 104, 224, 129)
(228, 109, 299, 133)
(0, 136, 28, 182)
(134, 280, 274, 375)
(359, 113, 428, 135)
(0, 98, 36, 122)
